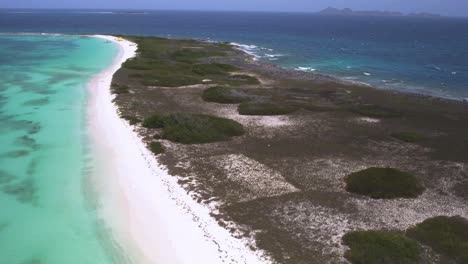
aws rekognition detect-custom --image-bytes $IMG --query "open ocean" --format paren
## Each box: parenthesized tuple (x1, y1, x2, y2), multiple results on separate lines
(1, 9, 468, 99)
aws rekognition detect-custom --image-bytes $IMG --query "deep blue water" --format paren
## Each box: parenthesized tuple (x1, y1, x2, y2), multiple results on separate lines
(1, 9, 468, 99)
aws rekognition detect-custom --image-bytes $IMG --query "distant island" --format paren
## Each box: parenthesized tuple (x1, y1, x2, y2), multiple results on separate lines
(319, 7, 441, 18)
(111, 11, 147, 14)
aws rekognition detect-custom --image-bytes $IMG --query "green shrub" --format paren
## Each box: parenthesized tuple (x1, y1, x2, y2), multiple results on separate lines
(143, 113, 244, 144)
(238, 101, 298, 115)
(148, 141, 164, 155)
(120, 115, 141, 125)
(111, 83, 130, 94)
(192, 63, 239, 76)
(392, 132, 427, 143)
(345, 167, 424, 199)
(202, 86, 250, 104)
(343, 230, 421, 264)
(351, 105, 402, 118)
(142, 114, 165, 128)
(407, 216, 468, 263)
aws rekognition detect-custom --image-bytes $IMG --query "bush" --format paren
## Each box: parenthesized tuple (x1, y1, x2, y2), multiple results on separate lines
(148, 141, 164, 155)
(407, 216, 468, 263)
(238, 101, 298, 116)
(142, 114, 165, 128)
(192, 63, 239, 76)
(202, 86, 250, 104)
(343, 230, 421, 264)
(351, 104, 402, 118)
(143, 113, 244, 144)
(391, 132, 427, 143)
(120, 115, 141, 125)
(226, 74, 260, 85)
(345, 167, 424, 199)
(111, 83, 130, 94)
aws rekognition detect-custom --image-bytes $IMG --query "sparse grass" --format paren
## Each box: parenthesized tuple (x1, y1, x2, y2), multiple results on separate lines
(143, 113, 244, 144)
(343, 230, 421, 264)
(391, 132, 427, 143)
(202, 86, 250, 104)
(148, 141, 164, 155)
(351, 104, 402, 118)
(407, 216, 468, 263)
(345, 167, 424, 199)
(238, 101, 298, 115)
(192, 63, 239, 76)
(225, 74, 260, 85)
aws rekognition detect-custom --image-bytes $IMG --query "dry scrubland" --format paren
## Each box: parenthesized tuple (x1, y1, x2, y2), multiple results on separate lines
(111, 36, 468, 264)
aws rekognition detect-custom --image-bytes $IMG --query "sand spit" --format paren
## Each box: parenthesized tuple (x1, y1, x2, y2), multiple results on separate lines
(87, 35, 268, 264)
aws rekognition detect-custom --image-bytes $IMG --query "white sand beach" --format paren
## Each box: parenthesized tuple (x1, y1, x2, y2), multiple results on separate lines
(86, 35, 267, 264)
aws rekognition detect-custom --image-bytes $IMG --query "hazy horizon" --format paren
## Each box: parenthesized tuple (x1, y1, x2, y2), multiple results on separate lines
(1, 0, 467, 17)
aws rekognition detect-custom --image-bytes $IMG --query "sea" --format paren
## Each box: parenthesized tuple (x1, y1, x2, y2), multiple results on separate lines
(0, 9, 467, 264)
(0, 34, 121, 263)
(1, 9, 468, 99)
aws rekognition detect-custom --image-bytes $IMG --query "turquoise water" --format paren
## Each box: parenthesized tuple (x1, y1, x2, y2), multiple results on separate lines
(0, 35, 123, 263)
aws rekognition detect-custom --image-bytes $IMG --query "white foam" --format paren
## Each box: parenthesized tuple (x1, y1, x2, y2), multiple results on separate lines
(296, 66, 316, 72)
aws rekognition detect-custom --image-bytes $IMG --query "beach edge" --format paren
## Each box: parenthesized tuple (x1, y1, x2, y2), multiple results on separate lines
(87, 35, 268, 264)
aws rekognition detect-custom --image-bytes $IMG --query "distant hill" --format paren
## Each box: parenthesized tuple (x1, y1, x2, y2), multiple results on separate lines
(319, 7, 441, 18)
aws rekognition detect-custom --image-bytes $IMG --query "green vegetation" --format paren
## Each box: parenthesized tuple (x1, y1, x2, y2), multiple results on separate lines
(407, 216, 468, 263)
(345, 167, 424, 199)
(120, 114, 141, 125)
(351, 104, 402, 118)
(391, 132, 427, 143)
(238, 101, 298, 116)
(226, 74, 260, 85)
(148, 141, 164, 155)
(202, 86, 250, 104)
(111, 83, 130, 94)
(143, 113, 244, 144)
(170, 49, 226, 63)
(120, 37, 249, 88)
(343, 230, 421, 264)
(142, 114, 165, 128)
(192, 63, 239, 76)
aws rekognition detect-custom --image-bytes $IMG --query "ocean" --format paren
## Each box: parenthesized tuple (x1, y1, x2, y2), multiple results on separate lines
(0, 9, 468, 264)
(1, 9, 468, 99)
(0, 34, 121, 263)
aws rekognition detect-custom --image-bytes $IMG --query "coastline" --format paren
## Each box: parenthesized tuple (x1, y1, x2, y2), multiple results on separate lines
(230, 42, 468, 104)
(87, 35, 268, 264)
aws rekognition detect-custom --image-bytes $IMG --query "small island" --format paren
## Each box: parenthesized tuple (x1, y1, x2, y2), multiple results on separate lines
(110, 36, 468, 264)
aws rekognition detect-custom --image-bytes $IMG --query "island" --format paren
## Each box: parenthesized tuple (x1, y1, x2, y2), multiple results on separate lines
(110, 36, 468, 264)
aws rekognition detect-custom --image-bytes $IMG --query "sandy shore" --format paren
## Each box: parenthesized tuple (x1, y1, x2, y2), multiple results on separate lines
(87, 35, 267, 264)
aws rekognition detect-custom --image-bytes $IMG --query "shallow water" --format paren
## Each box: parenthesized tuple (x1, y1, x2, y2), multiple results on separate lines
(0, 35, 122, 264)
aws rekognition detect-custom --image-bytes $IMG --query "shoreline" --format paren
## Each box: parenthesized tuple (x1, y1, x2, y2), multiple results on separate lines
(87, 35, 268, 264)
(3, 32, 466, 103)
(229, 42, 468, 104)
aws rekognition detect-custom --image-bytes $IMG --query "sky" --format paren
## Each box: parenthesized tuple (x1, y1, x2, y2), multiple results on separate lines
(2, 0, 468, 17)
